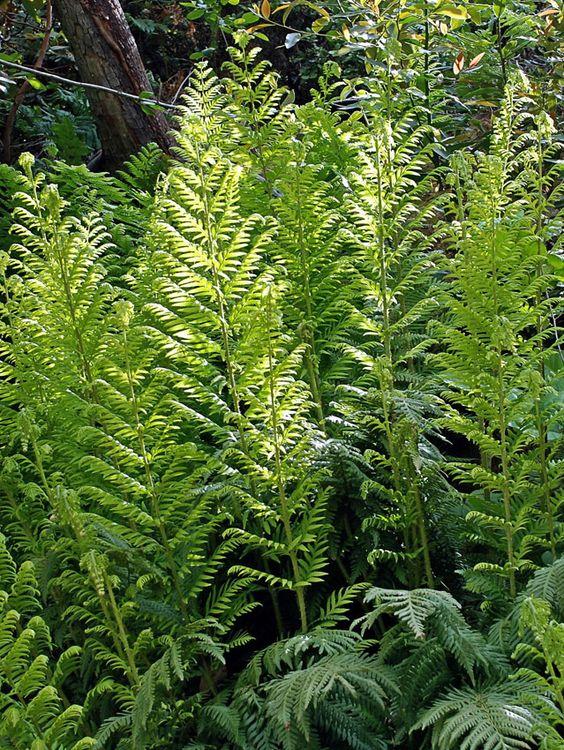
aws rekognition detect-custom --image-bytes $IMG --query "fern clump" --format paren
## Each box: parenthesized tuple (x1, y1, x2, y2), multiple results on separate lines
(0, 46, 561, 750)
(435, 75, 562, 604)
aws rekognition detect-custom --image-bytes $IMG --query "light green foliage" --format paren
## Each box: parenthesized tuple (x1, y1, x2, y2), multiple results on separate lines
(435, 74, 562, 604)
(0, 45, 561, 750)
(515, 594, 564, 720)
(0, 536, 94, 750)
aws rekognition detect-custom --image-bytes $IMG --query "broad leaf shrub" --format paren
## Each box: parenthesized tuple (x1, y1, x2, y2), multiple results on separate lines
(0, 46, 562, 750)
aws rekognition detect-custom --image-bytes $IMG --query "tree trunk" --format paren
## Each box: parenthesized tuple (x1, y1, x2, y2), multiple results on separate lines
(52, 0, 174, 169)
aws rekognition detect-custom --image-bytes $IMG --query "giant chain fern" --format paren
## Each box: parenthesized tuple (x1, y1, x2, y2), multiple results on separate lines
(337, 111, 448, 589)
(0, 50, 561, 750)
(435, 75, 563, 604)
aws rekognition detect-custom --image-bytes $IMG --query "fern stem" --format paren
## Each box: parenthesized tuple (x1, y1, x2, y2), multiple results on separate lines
(534, 396, 555, 559)
(496, 374, 517, 600)
(121, 327, 188, 618)
(412, 477, 434, 588)
(423, 1, 432, 126)
(495, 6, 508, 86)
(479, 418, 492, 504)
(491, 245, 517, 599)
(545, 656, 564, 714)
(51, 228, 97, 398)
(483, 142, 518, 599)
(241, 48, 274, 199)
(101, 569, 140, 688)
(265, 288, 308, 633)
(194, 159, 254, 477)
(93, 587, 130, 671)
(268, 578, 285, 637)
(294, 165, 325, 428)
(533, 125, 556, 560)
(29, 430, 56, 510)
(374, 142, 430, 587)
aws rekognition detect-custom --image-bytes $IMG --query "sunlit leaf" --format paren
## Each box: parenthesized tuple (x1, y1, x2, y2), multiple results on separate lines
(453, 51, 465, 75)
(438, 4, 468, 21)
(469, 52, 485, 68)
(285, 32, 301, 48)
(27, 75, 44, 90)
(312, 17, 327, 32)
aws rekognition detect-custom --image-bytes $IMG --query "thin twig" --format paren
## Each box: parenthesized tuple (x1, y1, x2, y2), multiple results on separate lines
(171, 70, 193, 104)
(3, 1, 53, 163)
(1, 59, 180, 110)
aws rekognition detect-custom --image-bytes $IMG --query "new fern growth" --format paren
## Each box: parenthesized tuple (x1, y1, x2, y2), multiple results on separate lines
(436, 75, 562, 604)
(0, 47, 561, 750)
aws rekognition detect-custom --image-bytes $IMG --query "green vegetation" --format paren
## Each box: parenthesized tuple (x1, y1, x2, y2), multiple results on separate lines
(0, 3, 562, 749)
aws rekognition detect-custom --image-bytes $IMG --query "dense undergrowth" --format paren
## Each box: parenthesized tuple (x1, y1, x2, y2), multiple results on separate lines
(0, 38, 562, 750)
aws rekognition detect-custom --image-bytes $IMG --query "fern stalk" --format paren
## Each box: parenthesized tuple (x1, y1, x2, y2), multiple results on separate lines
(374, 141, 434, 589)
(119, 319, 189, 618)
(531, 116, 557, 560)
(292, 167, 325, 428)
(489, 201, 517, 599)
(265, 287, 308, 632)
(82, 550, 140, 689)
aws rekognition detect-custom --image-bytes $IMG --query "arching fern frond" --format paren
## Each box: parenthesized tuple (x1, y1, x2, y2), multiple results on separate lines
(413, 679, 550, 750)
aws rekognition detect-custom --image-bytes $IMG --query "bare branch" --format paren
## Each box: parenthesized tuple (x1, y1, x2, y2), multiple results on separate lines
(0, 59, 179, 111)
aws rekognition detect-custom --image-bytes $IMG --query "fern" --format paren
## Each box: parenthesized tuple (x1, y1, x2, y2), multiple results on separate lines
(435, 75, 562, 603)
(272, 156, 349, 426)
(223, 35, 290, 202)
(515, 595, 564, 718)
(413, 679, 551, 750)
(0, 43, 561, 750)
(199, 629, 399, 750)
(0, 536, 94, 749)
(337, 109, 448, 588)
(361, 587, 461, 639)
(526, 558, 564, 618)
(141, 73, 333, 634)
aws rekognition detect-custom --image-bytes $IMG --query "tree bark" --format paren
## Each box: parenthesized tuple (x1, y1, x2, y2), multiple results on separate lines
(52, 0, 174, 169)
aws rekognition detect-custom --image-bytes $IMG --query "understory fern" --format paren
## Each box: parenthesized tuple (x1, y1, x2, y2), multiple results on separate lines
(435, 75, 562, 604)
(0, 48, 561, 750)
